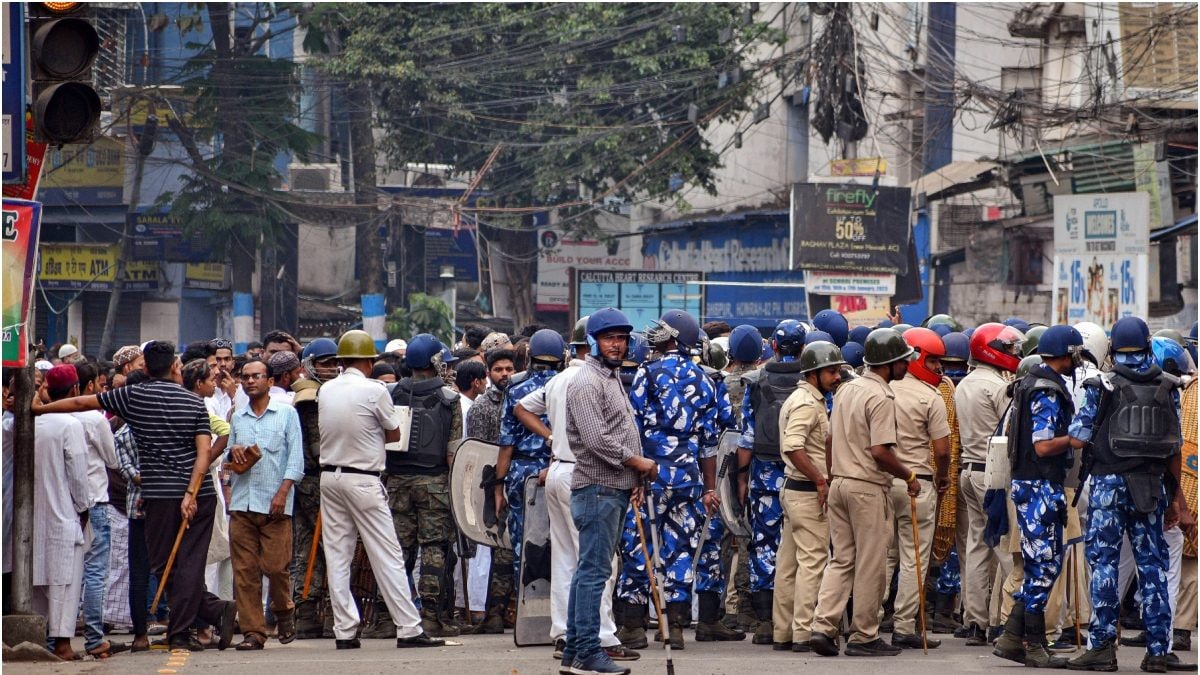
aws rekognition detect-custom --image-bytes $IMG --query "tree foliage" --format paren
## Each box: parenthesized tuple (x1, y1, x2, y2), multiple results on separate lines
(386, 293, 455, 346)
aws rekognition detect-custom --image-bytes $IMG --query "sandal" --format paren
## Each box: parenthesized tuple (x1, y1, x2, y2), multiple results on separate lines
(86, 641, 129, 659)
(235, 634, 265, 651)
(275, 614, 297, 645)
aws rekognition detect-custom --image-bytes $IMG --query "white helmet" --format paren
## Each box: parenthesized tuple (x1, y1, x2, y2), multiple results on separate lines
(1073, 321, 1108, 367)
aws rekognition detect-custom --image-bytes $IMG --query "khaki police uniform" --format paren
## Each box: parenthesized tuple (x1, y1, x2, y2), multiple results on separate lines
(884, 374, 950, 637)
(811, 371, 897, 645)
(771, 381, 831, 645)
(953, 363, 1012, 632)
(317, 367, 423, 640)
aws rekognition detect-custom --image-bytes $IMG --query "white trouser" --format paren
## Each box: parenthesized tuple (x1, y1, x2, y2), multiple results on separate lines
(455, 545, 491, 612)
(33, 541, 85, 639)
(1116, 526, 1183, 639)
(320, 471, 421, 640)
(547, 460, 619, 646)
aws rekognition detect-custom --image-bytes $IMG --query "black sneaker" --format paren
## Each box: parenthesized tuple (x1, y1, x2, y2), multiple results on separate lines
(892, 632, 941, 649)
(810, 633, 840, 657)
(553, 638, 566, 660)
(844, 638, 903, 657)
(396, 633, 445, 648)
(964, 624, 989, 646)
(335, 638, 361, 650)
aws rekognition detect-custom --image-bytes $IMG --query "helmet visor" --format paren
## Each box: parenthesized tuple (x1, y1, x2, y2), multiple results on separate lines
(989, 326, 1026, 357)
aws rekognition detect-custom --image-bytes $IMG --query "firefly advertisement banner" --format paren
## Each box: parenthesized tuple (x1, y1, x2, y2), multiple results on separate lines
(2, 198, 42, 367)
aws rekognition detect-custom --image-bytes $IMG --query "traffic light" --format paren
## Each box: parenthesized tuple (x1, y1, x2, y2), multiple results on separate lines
(28, 2, 101, 145)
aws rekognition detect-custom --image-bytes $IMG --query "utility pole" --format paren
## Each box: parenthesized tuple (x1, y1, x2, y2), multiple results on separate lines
(348, 76, 386, 350)
(787, 3, 813, 185)
(9, 363, 35, 615)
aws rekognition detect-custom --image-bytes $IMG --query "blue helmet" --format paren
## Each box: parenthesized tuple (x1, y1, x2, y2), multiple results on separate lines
(805, 330, 833, 345)
(586, 308, 634, 357)
(622, 333, 650, 368)
(529, 328, 566, 364)
(1111, 316, 1151, 353)
(1151, 336, 1193, 376)
(772, 319, 807, 356)
(941, 332, 970, 362)
(649, 309, 701, 350)
(812, 309, 849, 347)
(728, 324, 763, 363)
(875, 319, 894, 328)
(440, 344, 460, 365)
(963, 327, 975, 339)
(1037, 325, 1084, 359)
(405, 333, 444, 369)
(930, 323, 954, 337)
(761, 339, 774, 361)
(841, 341, 865, 369)
(847, 325, 872, 346)
(1004, 317, 1031, 334)
(302, 337, 338, 361)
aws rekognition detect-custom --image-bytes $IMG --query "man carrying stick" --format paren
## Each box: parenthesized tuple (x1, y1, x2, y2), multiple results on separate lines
(35, 341, 236, 652)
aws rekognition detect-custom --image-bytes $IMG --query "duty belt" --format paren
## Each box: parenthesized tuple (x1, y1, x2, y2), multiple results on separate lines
(321, 465, 383, 478)
(784, 477, 819, 492)
(961, 462, 987, 473)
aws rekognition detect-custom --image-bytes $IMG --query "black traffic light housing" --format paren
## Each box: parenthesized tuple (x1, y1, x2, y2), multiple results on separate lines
(28, 2, 101, 145)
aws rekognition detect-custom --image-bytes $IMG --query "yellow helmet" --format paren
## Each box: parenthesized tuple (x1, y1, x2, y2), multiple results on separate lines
(336, 330, 378, 359)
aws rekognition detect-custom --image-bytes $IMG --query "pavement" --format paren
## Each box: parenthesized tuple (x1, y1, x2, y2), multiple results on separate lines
(2, 629, 1190, 675)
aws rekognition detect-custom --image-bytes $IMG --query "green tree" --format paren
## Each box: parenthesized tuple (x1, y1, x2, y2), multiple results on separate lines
(305, 3, 786, 327)
(385, 293, 454, 346)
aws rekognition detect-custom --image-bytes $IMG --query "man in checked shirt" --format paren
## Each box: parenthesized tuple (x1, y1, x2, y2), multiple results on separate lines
(561, 309, 656, 675)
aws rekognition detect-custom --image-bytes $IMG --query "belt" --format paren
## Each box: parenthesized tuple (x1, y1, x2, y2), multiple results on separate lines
(552, 457, 575, 464)
(321, 465, 383, 478)
(784, 477, 820, 492)
(962, 462, 987, 473)
(913, 473, 934, 482)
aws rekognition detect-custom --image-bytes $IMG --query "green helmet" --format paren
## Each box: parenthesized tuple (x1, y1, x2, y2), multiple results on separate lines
(862, 328, 914, 366)
(1016, 354, 1043, 378)
(799, 341, 847, 374)
(570, 316, 590, 347)
(892, 323, 913, 335)
(1022, 325, 1048, 357)
(923, 313, 962, 332)
(1153, 328, 1185, 347)
(336, 330, 378, 359)
(707, 340, 729, 370)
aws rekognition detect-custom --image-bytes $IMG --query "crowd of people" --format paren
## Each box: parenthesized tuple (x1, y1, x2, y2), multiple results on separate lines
(2, 310, 1196, 675)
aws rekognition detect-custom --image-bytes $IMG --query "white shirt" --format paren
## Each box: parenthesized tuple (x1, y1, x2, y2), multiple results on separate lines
(519, 359, 584, 462)
(71, 410, 119, 506)
(459, 394, 473, 423)
(33, 414, 89, 586)
(318, 367, 399, 472)
(206, 385, 250, 422)
(269, 385, 294, 405)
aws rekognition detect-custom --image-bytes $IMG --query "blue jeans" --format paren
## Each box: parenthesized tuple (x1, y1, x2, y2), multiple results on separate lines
(83, 503, 112, 650)
(567, 484, 630, 662)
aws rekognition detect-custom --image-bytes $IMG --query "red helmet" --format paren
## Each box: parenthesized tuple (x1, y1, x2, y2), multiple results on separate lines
(903, 327, 947, 386)
(969, 322, 1025, 373)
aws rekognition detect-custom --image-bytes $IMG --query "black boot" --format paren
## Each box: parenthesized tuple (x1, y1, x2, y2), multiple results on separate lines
(664, 602, 687, 650)
(992, 601, 1025, 664)
(614, 600, 648, 650)
(931, 593, 958, 634)
(1024, 612, 1067, 668)
(694, 592, 745, 642)
(750, 590, 774, 645)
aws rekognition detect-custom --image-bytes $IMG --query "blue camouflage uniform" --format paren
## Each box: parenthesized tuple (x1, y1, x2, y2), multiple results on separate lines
(499, 368, 556, 581)
(1069, 354, 1178, 657)
(616, 352, 720, 605)
(935, 548, 961, 596)
(693, 373, 735, 596)
(1010, 388, 1069, 615)
(739, 358, 791, 594)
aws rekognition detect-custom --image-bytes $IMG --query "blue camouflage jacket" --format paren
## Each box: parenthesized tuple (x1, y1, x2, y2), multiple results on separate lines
(629, 352, 720, 487)
(499, 368, 556, 463)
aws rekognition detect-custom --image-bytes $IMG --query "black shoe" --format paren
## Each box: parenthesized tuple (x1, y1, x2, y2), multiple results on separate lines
(772, 641, 793, 651)
(554, 638, 566, 660)
(987, 625, 1003, 644)
(844, 638, 903, 656)
(1141, 654, 1168, 673)
(892, 633, 941, 649)
(1125, 631, 1150, 647)
(335, 638, 361, 650)
(217, 601, 237, 651)
(168, 636, 206, 652)
(954, 624, 971, 639)
(964, 624, 989, 646)
(1066, 641, 1117, 672)
(1164, 652, 1196, 672)
(1172, 629, 1190, 652)
(792, 640, 811, 653)
(397, 633, 445, 648)
(810, 633, 840, 657)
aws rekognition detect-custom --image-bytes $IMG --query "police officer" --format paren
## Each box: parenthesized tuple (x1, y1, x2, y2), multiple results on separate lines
(810, 328, 918, 657)
(885, 327, 952, 650)
(377, 334, 462, 638)
(291, 338, 339, 639)
(719, 324, 762, 631)
(954, 322, 1025, 644)
(317, 330, 442, 650)
(941, 331, 971, 385)
(991, 325, 1081, 669)
(736, 319, 807, 645)
(615, 309, 720, 650)
(1067, 317, 1184, 673)
(495, 329, 563, 625)
(771, 341, 843, 652)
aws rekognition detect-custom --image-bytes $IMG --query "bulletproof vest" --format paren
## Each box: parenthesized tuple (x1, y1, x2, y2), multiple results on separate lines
(1091, 364, 1180, 475)
(292, 379, 322, 474)
(749, 360, 804, 460)
(386, 377, 457, 473)
(1009, 365, 1074, 483)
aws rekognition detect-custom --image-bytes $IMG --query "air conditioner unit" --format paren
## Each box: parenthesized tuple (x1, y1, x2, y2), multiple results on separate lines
(287, 163, 344, 192)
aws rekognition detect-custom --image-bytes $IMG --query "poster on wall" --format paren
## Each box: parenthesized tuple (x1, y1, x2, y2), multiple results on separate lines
(3, 198, 42, 366)
(574, 269, 701, 332)
(537, 223, 632, 312)
(790, 183, 911, 274)
(1051, 193, 1149, 327)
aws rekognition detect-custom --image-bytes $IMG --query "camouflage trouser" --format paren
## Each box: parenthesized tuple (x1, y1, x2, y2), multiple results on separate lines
(504, 459, 546, 583)
(1010, 479, 1066, 614)
(616, 484, 703, 605)
(291, 476, 326, 605)
(720, 533, 752, 615)
(748, 458, 785, 592)
(1086, 474, 1171, 655)
(484, 547, 515, 613)
(694, 510, 727, 595)
(385, 473, 453, 615)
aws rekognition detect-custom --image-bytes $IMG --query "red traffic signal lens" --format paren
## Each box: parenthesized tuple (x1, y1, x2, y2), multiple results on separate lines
(32, 17, 99, 78)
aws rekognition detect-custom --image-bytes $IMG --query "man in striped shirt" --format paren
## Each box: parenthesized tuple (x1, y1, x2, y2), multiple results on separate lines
(35, 341, 237, 652)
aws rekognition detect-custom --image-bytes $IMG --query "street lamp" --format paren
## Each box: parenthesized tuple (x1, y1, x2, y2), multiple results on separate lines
(439, 264, 456, 338)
